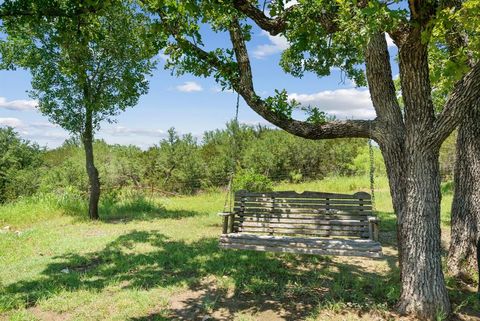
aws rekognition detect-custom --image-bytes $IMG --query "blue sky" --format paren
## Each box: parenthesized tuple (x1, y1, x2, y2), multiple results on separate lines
(0, 22, 399, 149)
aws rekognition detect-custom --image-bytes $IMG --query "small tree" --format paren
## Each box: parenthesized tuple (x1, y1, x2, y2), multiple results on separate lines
(1, 1, 158, 219)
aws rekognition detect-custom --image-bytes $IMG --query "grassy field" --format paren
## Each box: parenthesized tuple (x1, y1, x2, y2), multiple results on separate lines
(0, 176, 478, 321)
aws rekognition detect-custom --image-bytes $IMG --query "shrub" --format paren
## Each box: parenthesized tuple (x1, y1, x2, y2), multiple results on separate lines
(0, 127, 43, 203)
(234, 169, 273, 192)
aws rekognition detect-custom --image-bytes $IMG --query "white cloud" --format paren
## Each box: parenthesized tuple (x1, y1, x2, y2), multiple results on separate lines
(253, 31, 290, 59)
(0, 117, 69, 147)
(285, 0, 298, 9)
(289, 88, 376, 119)
(0, 97, 38, 111)
(29, 122, 59, 129)
(0, 117, 24, 127)
(106, 126, 166, 137)
(241, 120, 275, 127)
(386, 34, 396, 48)
(175, 81, 203, 92)
(24, 131, 69, 140)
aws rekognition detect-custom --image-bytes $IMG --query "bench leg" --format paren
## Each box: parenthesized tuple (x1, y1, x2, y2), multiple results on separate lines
(222, 216, 229, 234)
(228, 214, 235, 233)
(369, 221, 379, 241)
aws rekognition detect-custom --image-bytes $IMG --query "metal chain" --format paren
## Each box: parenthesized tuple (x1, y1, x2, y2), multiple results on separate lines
(368, 127, 376, 211)
(223, 93, 240, 213)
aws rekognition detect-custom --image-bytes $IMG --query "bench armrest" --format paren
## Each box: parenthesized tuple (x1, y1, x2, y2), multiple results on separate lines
(368, 216, 380, 241)
(218, 212, 236, 217)
(219, 212, 237, 234)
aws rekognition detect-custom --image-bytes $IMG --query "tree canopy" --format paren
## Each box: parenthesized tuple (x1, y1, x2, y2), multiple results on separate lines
(1, 0, 159, 134)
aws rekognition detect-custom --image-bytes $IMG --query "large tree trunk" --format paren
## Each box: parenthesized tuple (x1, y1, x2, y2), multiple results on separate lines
(82, 109, 100, 220)
(395, 29, 451, 318)
(397, 146, 451, 318)
(447, 105, 480, 278)
(363, 31, 450, 318)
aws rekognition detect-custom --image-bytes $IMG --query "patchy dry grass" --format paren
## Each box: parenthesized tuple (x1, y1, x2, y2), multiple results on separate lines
(0, 177, 478, 320)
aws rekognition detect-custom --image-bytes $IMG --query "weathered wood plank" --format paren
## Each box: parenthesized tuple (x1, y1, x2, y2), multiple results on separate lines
(235, 198, 372, 206)
(235, 227, 368, 237)
(236, 222, 367, 231)
(236, 217, 368, 226)
(235, 191, 371, 199)
(219, 242, 382, 258)
(237, 203, 373, 211)
(235, 213, 370, 221)
(220, 235, 381, 251)
(235, 207, 371, 215)
(222, 233, 379, 245)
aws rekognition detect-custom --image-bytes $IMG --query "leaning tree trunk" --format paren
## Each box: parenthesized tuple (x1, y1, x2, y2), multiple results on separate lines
(447, 105, 480, 278)
(82, 109, 100, 220)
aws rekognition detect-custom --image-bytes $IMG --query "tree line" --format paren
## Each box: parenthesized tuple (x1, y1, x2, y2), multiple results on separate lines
(0, 124, 390, 203)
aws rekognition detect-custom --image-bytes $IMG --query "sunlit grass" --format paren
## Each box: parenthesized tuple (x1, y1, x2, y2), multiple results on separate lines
(0, 176, 469, 321)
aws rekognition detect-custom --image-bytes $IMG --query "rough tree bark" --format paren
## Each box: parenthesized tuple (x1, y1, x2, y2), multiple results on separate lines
(394, 26, 451, 317)
(82, 108, 100, 220)
(447, 105, 480, 278)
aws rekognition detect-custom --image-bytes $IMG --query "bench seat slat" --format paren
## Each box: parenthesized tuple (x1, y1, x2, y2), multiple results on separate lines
(222, 233, 378, 245)
(219, 234, 382, 258)
(220, 234, 381, 251)
(236, 227, 368, 237)
(235, 222, 367, 231)
(219, 243, 382, 258)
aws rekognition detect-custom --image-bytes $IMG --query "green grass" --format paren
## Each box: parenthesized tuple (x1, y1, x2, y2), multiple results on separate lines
(0, 176, 476, 321)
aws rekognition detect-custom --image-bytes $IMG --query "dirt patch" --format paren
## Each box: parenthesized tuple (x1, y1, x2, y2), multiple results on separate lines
(27, 306, 71, 321)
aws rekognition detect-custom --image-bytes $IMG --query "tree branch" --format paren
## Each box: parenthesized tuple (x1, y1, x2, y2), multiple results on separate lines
(232, 0, 296, 35)
(232, 0, 339, 36)
(227, 19, 373, 140)
(155, 5, 374, 140)
(430, 62, 480, 147)
(365, 33, 404, 128)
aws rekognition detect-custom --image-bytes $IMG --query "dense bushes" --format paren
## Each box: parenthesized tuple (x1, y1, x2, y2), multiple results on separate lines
(0, 123, 457, 203)
(0, 128, 44, 203)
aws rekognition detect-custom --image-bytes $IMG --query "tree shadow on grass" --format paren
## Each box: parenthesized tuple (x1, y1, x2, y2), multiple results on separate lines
(2, 230, 401, 320)
(59, 195, 203, 223)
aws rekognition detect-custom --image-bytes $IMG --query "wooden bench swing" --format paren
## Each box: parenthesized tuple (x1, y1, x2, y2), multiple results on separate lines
(218, 93, 382, 258)
(219, 190, 382, 258)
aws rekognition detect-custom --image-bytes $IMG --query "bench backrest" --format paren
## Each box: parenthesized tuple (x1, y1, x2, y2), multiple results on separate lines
(234, 190, 372, 238)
